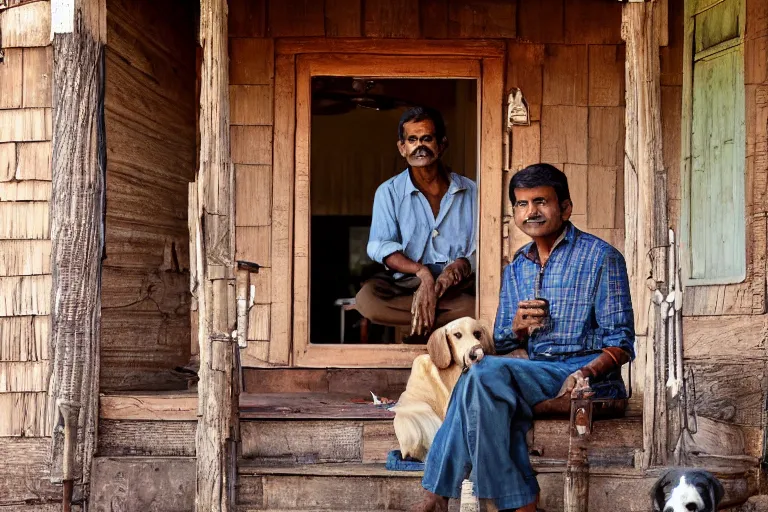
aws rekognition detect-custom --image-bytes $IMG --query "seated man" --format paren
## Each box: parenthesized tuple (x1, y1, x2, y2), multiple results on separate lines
(355, 107, 476, 342)
(413, 163, 635, 511)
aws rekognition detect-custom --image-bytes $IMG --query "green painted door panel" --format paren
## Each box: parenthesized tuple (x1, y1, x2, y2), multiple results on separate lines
(690, 44, 746, 281)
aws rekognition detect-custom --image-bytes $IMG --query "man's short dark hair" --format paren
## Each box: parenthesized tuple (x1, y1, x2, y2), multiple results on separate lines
(509, 163, 571, 204)
(398, 106, 447, 143)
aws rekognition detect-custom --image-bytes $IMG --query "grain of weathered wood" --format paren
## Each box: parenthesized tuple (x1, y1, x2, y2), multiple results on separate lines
(448, 0, 516, 38)
(247, 269, 270, 307)
(228, 0, 266, 37)
(230, 85, 273, 126)
(420, 0, 448, 39)
(0, 360, 49, 391)
(689, 361, 766, 427)
(0, 315, 49, 361)
(229, 38, 274, 85)
(589, 108, 625, 167)
(0, 181, 51, 201)
(478, 57, 504, 328)
(91, 457, 195, 512)
(623, 0, 667, 467)
(241, 420, 363, 463)
(325, 0, 362, 37)
(540, 106, 588, 164)
(510, 123, 541, 172)
(364, 0, 419, 38)
(269, 54, 295, 366)
(246, 303, 270, 340)
(236, 164, 272, 226)
(242, 368, 410, 396)
(16, 141, 52, 180)
(661, 85, 682, 201)
(0, 144, 14, 182)
(100, 392, 197, 421)
(0, 438, 58, 505)
(517, 0, 564, 43)
(0, 391, 51, 436)
(362, 421, 397, 463)
(236, 226, 271, 266)
(564, 0, 623, 45)
(683, 316, 767, 360)
(231, 125, 273, 165)
(506, 43, 545, 121)
(563, 164, 588, 217)
(0, 2, 51, 48)
(0, 108, 51, 142)
(275, 38, 505, 56)
(22, 46, 52, 108)
(543, 45, 588, 106)
(268, 0, 324, 37)
(0, 275, 51, 316)
(0, 202, 49, 239)
(0, 48, 22, 108)
(589, 45, 625, 107)
(97, 419, 197, 456)
(239, 393, 395, 420)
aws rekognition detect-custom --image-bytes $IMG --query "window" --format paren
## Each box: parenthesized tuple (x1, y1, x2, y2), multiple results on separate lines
(682, 0, 746, 284)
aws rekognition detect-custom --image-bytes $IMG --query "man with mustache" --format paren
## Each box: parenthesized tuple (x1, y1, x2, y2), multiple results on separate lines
(412, 164, 635, 511)
(355, 107, 476, 342)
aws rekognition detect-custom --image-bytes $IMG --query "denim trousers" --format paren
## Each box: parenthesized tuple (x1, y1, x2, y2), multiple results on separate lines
(421, 353, 600, 510)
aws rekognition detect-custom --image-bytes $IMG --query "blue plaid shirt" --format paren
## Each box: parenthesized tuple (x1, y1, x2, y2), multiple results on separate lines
(494, 222, 635, 360)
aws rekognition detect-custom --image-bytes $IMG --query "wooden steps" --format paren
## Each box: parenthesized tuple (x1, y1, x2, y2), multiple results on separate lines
(239, 392, 643, 467)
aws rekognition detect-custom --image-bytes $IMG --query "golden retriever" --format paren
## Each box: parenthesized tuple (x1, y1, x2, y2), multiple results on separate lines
(392, 317, 495, 461)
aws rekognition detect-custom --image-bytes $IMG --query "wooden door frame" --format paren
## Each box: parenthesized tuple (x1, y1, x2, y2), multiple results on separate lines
(271, 39, 504, 368)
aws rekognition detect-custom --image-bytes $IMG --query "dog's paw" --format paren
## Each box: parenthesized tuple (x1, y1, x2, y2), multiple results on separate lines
(462, 344, 485, 370)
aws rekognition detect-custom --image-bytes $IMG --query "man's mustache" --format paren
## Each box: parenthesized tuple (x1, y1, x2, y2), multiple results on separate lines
(524, 216, 545, 223)
(410, 146, 434, 158)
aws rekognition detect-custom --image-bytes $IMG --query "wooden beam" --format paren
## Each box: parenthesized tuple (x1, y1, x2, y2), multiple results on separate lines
(49, 0, 106, 496)
(275, 38, 505, 57)
(196, 0, 238, 510)
(622, 0, 668, 467)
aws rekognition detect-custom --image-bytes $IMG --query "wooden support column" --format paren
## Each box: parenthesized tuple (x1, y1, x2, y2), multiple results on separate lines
(622, 0, 669, 467)
(195, 0, 238, 510)
(49, 0, 106, 500)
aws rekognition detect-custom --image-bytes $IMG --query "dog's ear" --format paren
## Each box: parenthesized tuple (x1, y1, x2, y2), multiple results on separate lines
(478, 322, 496, 355)
(650, 469, 674, 512)
(427, 328, 452, 369)
(707, 471, 725, 509)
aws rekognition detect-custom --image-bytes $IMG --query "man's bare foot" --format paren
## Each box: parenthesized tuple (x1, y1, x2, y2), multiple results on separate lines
(410, 488, 449, 512)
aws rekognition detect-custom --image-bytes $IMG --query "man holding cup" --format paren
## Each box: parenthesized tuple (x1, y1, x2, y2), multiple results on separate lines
(412, 164, 635, 512)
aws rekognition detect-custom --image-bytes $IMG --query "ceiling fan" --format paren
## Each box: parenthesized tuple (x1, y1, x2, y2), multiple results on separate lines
(311, 77, 413, 116)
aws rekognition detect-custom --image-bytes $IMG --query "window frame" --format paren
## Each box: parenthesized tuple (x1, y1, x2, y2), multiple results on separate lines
(270, 40, 504, 367)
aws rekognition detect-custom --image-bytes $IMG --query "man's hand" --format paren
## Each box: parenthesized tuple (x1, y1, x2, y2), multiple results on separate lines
(434, 258, 471, 298)
(556, 369, 590, 398)
(411, 267, 437, 335)
(512, 299, 548, 340)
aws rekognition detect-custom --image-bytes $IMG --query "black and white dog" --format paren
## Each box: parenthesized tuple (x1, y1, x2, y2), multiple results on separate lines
(651, 469, 725, 512)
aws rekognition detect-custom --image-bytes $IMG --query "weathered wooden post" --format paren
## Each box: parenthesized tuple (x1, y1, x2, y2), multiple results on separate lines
(49, 0, 106, 505)
(564, 389, 593, 512)
(195, 0, 239, 509)
(622, 0, 669, 468)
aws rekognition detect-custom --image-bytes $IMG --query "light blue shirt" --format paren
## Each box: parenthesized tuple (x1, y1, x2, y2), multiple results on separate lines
(367, 169, 477, 277)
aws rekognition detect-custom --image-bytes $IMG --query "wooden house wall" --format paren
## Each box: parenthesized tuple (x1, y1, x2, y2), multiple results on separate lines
(663, 0, 768, 458)
(230, 0, 628, 366)
(100, 0, 197, 390)
(0, 2, 60, 507)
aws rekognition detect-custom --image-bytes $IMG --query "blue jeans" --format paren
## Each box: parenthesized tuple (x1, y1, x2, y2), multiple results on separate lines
(421, 354, 601, 510)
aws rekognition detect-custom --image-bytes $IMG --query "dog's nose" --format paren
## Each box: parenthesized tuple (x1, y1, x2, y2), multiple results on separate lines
(469, 351, 477, 361)
(685, 504, 699, 511)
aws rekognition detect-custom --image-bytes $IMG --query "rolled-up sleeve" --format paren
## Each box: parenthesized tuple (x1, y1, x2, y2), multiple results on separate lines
(595, 250, 636, 359)
(493, 264, 521, 354)
(367, 184, 404, 264)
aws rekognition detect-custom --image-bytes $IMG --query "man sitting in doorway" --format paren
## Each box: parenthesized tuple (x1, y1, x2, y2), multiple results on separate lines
(355, 106, 477, 343)
(412, 163, 635, 511)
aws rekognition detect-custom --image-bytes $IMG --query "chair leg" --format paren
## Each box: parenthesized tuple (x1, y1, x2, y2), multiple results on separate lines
(360, 318, 369, 343)
(564, 389, 593, 512)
